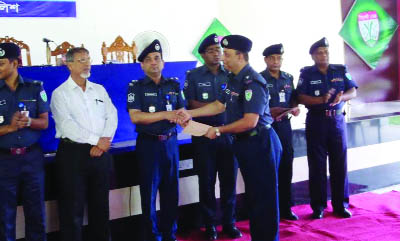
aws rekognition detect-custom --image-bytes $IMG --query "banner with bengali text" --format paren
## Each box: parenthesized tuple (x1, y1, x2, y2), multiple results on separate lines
(0, 0, 76, 17)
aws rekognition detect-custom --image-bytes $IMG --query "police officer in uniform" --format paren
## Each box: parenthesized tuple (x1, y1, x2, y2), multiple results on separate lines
(127, 39, 185, 241)
(178, 35, 282, 241)
(184, 34, 241, 240)
(260, 44, 300, 221)
(0, 43, 49, 241)
(297, 37, 357, 219)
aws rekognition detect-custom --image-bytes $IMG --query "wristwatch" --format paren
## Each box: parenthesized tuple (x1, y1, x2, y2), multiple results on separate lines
(215, 128, 221, 137)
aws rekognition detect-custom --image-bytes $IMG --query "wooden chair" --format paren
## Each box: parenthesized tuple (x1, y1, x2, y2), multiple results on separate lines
(47, 41, 76, 66)
(102, 36, 137, 63)
(0, 36, 32, 66)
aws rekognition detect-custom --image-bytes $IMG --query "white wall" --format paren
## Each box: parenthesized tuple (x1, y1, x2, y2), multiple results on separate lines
(1, 0, 344, 81)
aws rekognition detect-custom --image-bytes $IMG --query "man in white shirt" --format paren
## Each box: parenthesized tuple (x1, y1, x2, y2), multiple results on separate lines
(50, 47, 118, 241)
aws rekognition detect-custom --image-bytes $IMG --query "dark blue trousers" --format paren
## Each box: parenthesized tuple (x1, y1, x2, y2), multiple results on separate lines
(233, 127, 281, 241)
(305, 113, 349, 212)
(0, 146, 46, 241)
(192, 134, 238, 227)
(272, 119, 294, 213)
(136, 134, 179, 241)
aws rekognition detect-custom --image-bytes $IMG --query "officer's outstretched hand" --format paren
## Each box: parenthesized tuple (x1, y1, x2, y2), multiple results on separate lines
(290, 107, 300, 116)
(90, 146, 104, 157)
(330, 91, 343, 106)
(204, 127, 217, 140)
(165, 110, 179, 123)
(9, 112, 21, 132)
(176, 108, 191, 127)
(97, 137, 111, 152)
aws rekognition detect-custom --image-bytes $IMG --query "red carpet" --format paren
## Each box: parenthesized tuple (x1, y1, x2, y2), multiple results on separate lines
(177, 191, 400, 241)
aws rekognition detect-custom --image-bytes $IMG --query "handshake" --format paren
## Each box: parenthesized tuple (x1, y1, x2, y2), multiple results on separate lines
(165, 108, 192, 127)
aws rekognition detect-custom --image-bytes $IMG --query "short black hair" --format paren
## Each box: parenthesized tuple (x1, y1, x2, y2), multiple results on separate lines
(235, 50, 249, 62)
(66, 47, 89, 62)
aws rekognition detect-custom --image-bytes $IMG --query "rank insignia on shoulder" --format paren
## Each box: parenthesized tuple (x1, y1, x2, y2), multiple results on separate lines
(33, 80, 43, 86)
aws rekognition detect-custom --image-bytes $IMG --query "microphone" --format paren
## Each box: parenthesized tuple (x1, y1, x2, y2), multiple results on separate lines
(43, 38, 53, 43)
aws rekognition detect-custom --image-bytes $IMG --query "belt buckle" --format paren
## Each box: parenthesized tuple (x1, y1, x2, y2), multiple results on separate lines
(10, 147, 26, 155)
(158, 135, 168, 141)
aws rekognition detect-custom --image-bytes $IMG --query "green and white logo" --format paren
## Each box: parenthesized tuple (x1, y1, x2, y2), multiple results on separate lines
(339, 0, 398, 69)
(245, 89, 252, 101)
(40, 90, 48, 102)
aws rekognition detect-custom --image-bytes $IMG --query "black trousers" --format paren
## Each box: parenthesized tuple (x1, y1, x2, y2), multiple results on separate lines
(272, 119, 295, 213)
(192, 134, 238, 227)
(55, 140, 112, 241)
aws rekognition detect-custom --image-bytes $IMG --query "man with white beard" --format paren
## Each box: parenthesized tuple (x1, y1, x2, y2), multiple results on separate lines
(50, 47, 118, 241)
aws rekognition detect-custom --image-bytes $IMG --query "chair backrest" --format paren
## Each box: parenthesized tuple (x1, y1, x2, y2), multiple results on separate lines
(48, 41, 75, 66)
(0, 36, 32, 66)
(102, 36, 137, 63)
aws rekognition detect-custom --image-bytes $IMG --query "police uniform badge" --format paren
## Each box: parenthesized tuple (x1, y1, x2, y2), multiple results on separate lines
(315, 90, 320, 96)
(202, 93, 209, 100)
(245, 89, 253, 101)
(0, 116, 4, 124)
(40, 90, 48, 102)
(128, 93, 135, 102)
(149, 106, 156, 113)
(0, 48, 5, 57)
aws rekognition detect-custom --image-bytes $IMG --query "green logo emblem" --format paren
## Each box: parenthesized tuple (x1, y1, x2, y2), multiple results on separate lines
(40, 90, 48, 102)
(245, 89, 252, 101)
(339, 0, 398, 69)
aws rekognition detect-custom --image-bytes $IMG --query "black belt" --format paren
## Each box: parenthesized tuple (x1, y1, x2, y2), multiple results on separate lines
(308, 109, 344, 117)
(139, 131, 177, 141)
(232, 124, 271, 141)
(0, 145, 34, 155)
(61, 138, 88, 145)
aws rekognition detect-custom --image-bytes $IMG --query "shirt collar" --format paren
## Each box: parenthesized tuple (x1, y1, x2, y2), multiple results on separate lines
(142, 75, 166, 85)
(66, 76, 94, 90)
(0, 75, 25, 89)
(199, 64, 227, 75)
(233, 64, 251, 81)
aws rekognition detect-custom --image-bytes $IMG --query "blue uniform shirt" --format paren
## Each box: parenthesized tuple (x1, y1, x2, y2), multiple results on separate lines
(0, 75, 50, 148)
(296, 64, 358, 111)
(217, 64, 273, 128)
(184, 65, 228, 126)
(260, 70, 296, 108)
(127, 75, 185, 135)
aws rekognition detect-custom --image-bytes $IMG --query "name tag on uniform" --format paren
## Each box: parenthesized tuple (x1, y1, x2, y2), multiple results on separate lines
(311, 80, 322, 85)
(198, 82, 211, 87)
(166, 104, 172, 111)
(145, 93, 157, 97)
(279, 92, 286, 102)
(0, 100, 6, 105)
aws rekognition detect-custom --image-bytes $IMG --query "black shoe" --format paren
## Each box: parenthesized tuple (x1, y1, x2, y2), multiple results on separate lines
(205, 226, 217, 240)
(281, 210, 299, 220)
(222, 224, 242, 239)
(334, 208, 352, 218)
(311, 210, 324, 219)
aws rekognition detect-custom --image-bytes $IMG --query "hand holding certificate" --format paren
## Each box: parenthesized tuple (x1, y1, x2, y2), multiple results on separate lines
(182, 120, 212, 136)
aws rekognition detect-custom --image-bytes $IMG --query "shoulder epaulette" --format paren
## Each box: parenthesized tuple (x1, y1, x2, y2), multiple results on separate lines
(129, 79, 139, 86)
(300, 66, 313, 73)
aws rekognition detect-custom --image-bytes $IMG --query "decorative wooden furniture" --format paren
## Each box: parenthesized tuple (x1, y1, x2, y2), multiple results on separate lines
(102, 36, 137, 63)
(0, 36, 32, 66)
(47, 41, 75, 66)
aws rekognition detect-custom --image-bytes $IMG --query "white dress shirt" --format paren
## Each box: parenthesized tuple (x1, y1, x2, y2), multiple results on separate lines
(50, 76, 118, 145)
